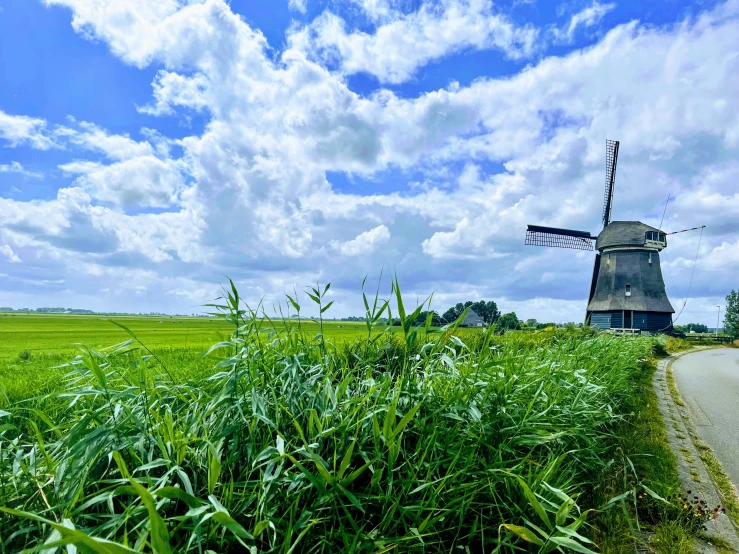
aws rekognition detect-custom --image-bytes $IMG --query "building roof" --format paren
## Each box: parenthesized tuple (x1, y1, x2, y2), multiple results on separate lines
(462, 309, 485, 326)
(595, 221, 662, 251)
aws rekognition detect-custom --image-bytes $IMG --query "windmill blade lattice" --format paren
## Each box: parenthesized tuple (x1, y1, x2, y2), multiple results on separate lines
(525, 225, 595, 251)
(602, 139, 619, 228)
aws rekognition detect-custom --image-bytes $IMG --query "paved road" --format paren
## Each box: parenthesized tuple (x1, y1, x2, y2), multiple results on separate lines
(673, 348, 739, 487)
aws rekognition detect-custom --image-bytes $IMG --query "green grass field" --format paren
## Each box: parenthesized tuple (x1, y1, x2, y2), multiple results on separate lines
(0, 291, 705, 553)
(0, 314, 378, 405)
(0, 313, 377, 358)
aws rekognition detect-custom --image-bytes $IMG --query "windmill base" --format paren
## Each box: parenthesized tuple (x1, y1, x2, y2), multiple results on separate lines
(588, 310, 673, 334)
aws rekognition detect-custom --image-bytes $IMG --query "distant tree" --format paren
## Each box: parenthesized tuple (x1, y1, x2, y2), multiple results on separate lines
(725, 290, 739, 340)
(391, 310, 442, 327)
(442, 302, 467, 323)
(416, 310, 442, 326)
(442, 307, 457, 323)
(675, 323, 709, 334)
(441, 303, 463, 323)
(498, 312, 521, 330)
(470, 300, 500, 324)
(524, 318, 538, 328)
(487, 301, 501, 323)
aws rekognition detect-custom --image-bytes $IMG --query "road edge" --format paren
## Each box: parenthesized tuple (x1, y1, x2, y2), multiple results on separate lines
(654, 348, 739, 552)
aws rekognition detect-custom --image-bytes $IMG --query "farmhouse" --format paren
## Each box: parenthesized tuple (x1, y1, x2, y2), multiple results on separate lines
(461, 309, 485, 327)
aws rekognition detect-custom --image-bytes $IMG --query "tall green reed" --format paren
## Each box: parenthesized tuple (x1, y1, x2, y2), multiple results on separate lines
(0, 279, 661, 553)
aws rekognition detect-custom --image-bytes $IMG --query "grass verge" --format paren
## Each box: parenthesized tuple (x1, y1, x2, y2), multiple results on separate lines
(591, 347, 691, 553)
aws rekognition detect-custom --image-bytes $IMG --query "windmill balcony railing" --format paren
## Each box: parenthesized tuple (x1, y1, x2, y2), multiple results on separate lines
(608, 328, 642, 336)
(644, 238, 667, 249)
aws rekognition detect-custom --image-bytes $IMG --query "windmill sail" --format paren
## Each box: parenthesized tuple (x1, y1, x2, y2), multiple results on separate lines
(602, 139, 619, 227)
(525, 225, 595, 251)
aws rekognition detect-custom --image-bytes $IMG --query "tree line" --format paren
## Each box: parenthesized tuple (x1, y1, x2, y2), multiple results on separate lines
(332, 288, 739, 338)
(674, 323, 710, 334)
(385, 300, 528, 330)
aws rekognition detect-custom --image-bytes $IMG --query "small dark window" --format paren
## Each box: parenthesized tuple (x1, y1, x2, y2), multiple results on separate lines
(625, 285, 631, 297)
(659, 234, 666, 242)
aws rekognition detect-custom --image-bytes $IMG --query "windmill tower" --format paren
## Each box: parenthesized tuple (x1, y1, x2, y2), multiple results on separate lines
(525, 140, 675, 333)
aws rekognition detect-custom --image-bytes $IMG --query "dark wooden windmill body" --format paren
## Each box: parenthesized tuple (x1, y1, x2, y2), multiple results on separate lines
(525, 140, 675, 333)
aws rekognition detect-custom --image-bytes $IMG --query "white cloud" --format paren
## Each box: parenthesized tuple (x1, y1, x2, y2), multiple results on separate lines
(333, 225, 391, 256)
(0, 110, 56, 149)
(0, 161, 42, 178)
(42, 0, 188, 67)
(288, 0, 308, 14)
(553, 1, 615, 44)
(59, 156, 184, 207)
(0, 245, 21, 263)
(167, 280, 221, 301)
(0, 186, 210, 265)
(138, 71, 210, 115)
(68, 122, 154, 160)
(44, 0, 272, 75)
(350, 0, 394, 21)
(293, 0, 539, 83)
(43, 121, 186, 208)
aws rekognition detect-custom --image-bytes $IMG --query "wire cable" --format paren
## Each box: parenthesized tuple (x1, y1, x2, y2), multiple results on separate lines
(667, 225, 704, 328)
(658, 193, 670, 231)
(656, 193, 677, 296)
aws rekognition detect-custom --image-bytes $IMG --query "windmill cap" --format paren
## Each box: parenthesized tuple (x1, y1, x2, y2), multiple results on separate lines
(596, 221, 663, 250)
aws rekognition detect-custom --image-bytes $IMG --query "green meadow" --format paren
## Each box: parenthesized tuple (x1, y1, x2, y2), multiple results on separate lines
(0, 314, 375, 404)
(0, 284, 705, 552)
(0, 314, 376, 358)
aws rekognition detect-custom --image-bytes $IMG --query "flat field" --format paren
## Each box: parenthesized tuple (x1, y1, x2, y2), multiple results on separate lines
(0, 314, 374, 403)
(0, 313, 376, 358)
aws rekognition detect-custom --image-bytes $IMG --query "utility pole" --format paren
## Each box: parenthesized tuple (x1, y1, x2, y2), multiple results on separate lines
(716, 305, 721, 337)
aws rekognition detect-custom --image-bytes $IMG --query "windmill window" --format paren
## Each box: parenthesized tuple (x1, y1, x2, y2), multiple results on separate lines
(625, 285, 632, 297)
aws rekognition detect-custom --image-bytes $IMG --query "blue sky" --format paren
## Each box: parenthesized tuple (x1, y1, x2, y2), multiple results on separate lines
(1, 0, 737, 324)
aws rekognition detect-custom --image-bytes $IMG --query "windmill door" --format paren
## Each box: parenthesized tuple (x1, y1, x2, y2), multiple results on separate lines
(624, 310, 632, 329)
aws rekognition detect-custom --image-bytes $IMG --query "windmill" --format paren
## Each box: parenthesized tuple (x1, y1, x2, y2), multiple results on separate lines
(525, 140, 675, 333)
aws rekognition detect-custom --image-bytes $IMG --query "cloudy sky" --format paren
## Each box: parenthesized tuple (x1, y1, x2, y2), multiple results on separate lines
(0, 0, 737, 324)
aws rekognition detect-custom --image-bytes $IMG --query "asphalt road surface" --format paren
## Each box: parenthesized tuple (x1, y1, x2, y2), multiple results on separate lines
(673, 348, 739, 488)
